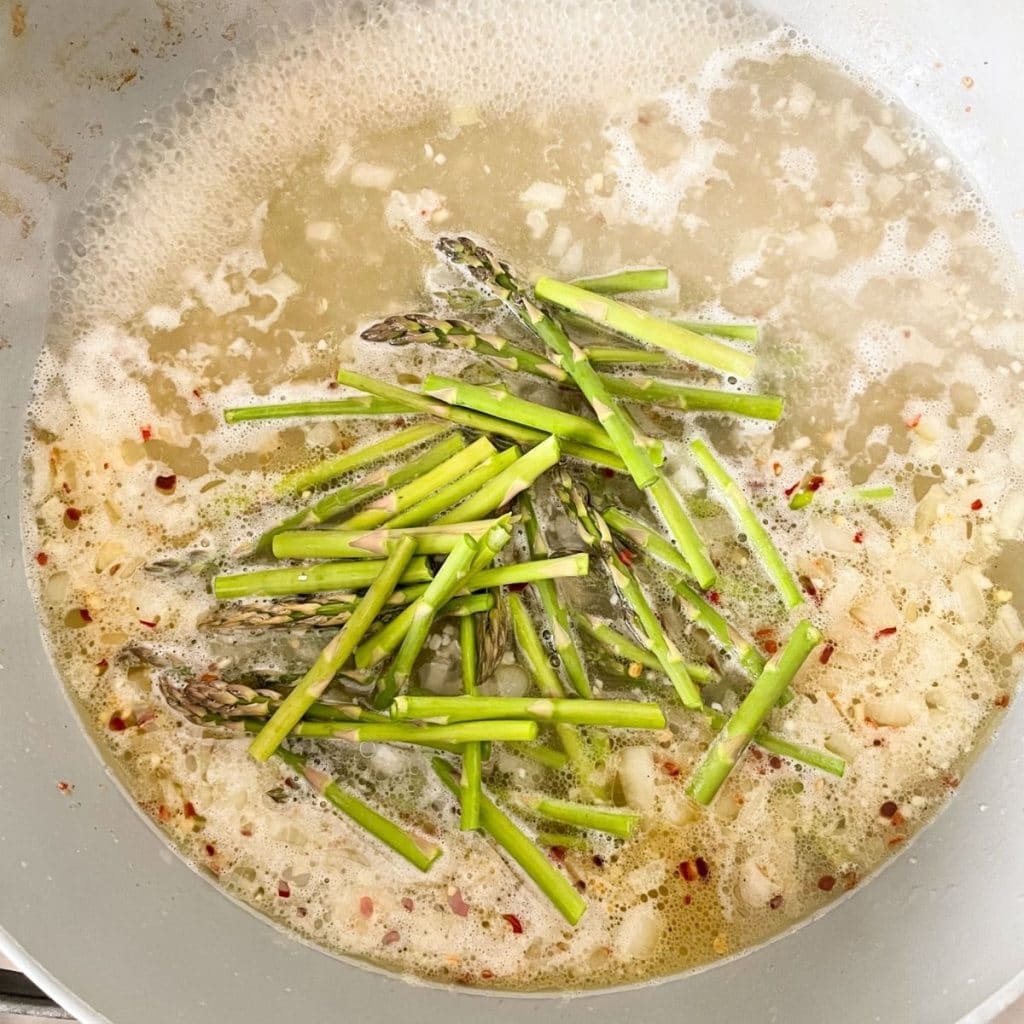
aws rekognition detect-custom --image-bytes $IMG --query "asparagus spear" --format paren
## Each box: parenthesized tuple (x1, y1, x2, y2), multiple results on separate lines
(224, 396, 408, 423)
(585, 346, 671, 366)
(271, 520, 505, 560)
(276, 747, 441, 871)
(507, 592, 597, 790)
(362, 314, 565, 382)
(433, 435, 562, 525)
(391, 695, 666, 729)
(645, 477, 716, 589)
(212, 556, 433, 600)
(289, 719, 538, 746)
(536, 832, 590, 851)
(570, 611, 714, 682)
(534, 277, 756, 378)
(519, 795, 640, 839)
(688, 439, 804, 610)
(432, 757, 587, 925)
(604, 376, 784, 421)
(253, 433, 465, 554)
(572, 268, 669, 294)
(248, 536, 419, 761)
(339, 435, 497, 531)
(438, 236, 661, 489)
(198, 591, 493, 631)
(459, 615, 483, 830)
(335, 368, 628, 472)
(275, 422, 448, 496)
(519, 492, 592, 698)
(422, 374, 618, 456)
(519, 746, 570, 771)
(671, 320, 759, 343)
(602, 507, 691, 577)
(687, 620, 823, 804)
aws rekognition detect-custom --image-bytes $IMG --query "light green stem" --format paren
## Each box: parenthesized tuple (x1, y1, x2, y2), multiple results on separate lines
(573, 268, 669, 294)
(672, 319, 759, 343)
(604, 376, 783, 421)
(536, 832, 590, 850)
(646, 476, 716, 590)
(519, 746, 570, 771)
(248, 536, 418, 761)
(689, 438, 803, 610)
(392, 695, 665, 729)
(522, 796, 639, 839)
(603, 506, 693, 577)
(432, 757, 587, 925)
(687, 620, 822, 805)
(224, 396, 408, 423)
(213, 557, 432, 600)
(459, 615, 482, 830)
(271, 520, 502, 560)
(291, 719, 537, 745)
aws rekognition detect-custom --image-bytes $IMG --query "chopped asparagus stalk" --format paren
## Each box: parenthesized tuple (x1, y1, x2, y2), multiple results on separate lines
(271, 520, 505, 559)
(687, 620, 823, 805)
(604, 376, 784, 421)
(248, 536, 419, 761)
(534, 277, 757, 379)
(288, 719, 539, 746)
(572, 268, 669, 294)
(391, 695, 666, 729)
(585, 346, 672, 366)
(519, 492, 592, 698)
(275, 422, 448, 496)
(459, 615, 483, 830)
(688, 439, 803, 610)
(671, 319, 759, 343)
(603, 506, 692, 577)
(520, 795, 640, 839)
(536, 832, 590, 851)
(645, 476, 716, 590)
(519, 746, 570, 771)
(852, 485, 895, 502)
(336, 368, 628, 472)
(224, 396, 408, 423)
(432, 757, 587, 925)
(276, 747, 440, 871)
(213, 556, 433, 600)
(438, 236, 661, 490)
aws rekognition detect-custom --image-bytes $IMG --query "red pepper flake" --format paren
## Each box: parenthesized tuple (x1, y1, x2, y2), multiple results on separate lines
(661, 760, 681, 778)
(158, 805, 171, 822)
(205, 843, 216, 856)
(970, 498, 984, 511)
(502, 913, 524, 934)
(35, 552, 48, 566)
(617, 547, 635, 567)
(447, 888, 469, 917)
(155, 474, 177, 494)
(547, 845, 567, 863)
(277, 881, 291, 899)
(62, 482, 72, 494)
(995, 692, 1010, 708)
(707, 590, 721, 606)
(481, 970, 495, 980)
(506, 581, 529, 593)
(750, 747, 763, 761)
(887, 835, 906, 848)
(108, 714, 127, 731)
(695, 857, 709, 879)
(905, 413, 921, 430)
(879, 800, 899, 819)
(853, 530, 865, 544)
(183, 801, 197, 819)
(600, 467, 616, 479)
(63, 506, 81, 525)
(679, 860, 699, 882)
(401, 897, 415, 912)
(140, 425, 152, 442)
(768, 755, 783, 770)
(192, 388, 203, 400)
(240, 826, 253, 838)
(783, 480, 801, 497)
(817, 875, 836, 892)
(807, 475, 825, 492)
(768, 894, 784, 910)
(78, 608, 92, 623)
(890, 810, 906, 828)
(683, 893, 692, 906)
(819, 643, 835, 665)
(943, 775, 960, 789)
(57, 780, 74, 794)
(799, 575, 819, 601)
(359, 896, 374, 918)
(138, 619, 159, 629)
(283, 776, 299, 790)
(383, 930, 401, 946)
(762, 638, 779, 655)
(874, 626, 897, 641)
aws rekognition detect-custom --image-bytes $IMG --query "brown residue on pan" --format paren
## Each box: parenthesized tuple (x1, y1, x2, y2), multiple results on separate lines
(10, 3, 26, 37)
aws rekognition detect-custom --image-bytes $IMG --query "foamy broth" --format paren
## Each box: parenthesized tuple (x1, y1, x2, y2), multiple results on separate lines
(23, 0, 1024, 990)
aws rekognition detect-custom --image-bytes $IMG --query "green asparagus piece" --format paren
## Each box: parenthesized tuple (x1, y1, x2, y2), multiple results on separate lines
(646, 477, 716, 589)
(519, 746, 571, 771)
(585, 346, 672, 366)
(573, 268, 669, 294)
(276, 747, 440, 871)
(432, 436, 563, 525)
(536, 832, 590, 851)
(459, 615, 482, 831)
(672, 319, 759, 343)
(335, 368, 629, 472)
(339, 436, 496, 531)
(422, 374, 618, 455)
(687, 620, 823, 804)
(853, 485, 895, 502)
(520, 795, 640, 839)
(391, 695, 666, 729)
(688, 439, 803, 610)
(374, 534, 482, 708)
(571, 612, 714, 683)
(519, 492, 592, 698)
(603, 506, 692, 577)
(438, 236, 661, 489)
(213, 557, 433, 600)
(432, 757, 587, 924)
(271, 520, 504, 559)
(248, 537, 418, 761)
(275, 422, 448, 496)
(253, 433, 465, 554)
(290, 719, 538, 746)
(604, 376, 784, 421)
(534, 277, 757, 378)
(362, 314, 566, 382)
(224, 396, 408, 423)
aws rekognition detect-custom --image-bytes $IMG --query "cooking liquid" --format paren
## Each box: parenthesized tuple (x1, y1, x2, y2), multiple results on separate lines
(23, 0, 1024, 990)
